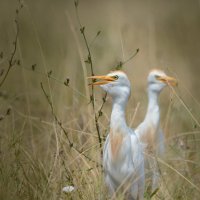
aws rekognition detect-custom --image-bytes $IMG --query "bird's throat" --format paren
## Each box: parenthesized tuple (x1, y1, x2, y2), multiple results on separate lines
(142, 89, 160, 149)
(110, 102, 128, 161)
(146, 89, 160, 118)
(110, 102, 127, 130)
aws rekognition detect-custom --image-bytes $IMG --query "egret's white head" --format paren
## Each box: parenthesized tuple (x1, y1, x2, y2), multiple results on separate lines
(148, 69, 178, 93)
(88, 71, 131, 103)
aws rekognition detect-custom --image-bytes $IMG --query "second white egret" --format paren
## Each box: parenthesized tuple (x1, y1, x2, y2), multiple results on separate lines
(135, 69, 177, 192)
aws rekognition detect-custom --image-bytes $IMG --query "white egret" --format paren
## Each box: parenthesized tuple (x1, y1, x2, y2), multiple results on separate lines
(88, 71, 145, 200)
(135, 69, 177, 192)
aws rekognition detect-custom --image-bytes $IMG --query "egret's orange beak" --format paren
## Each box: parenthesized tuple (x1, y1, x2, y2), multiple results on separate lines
(87, 75, 116, 86)
(157, 76, 178, 86)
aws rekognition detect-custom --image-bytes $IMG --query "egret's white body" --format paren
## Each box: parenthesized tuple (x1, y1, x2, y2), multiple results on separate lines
(135, 69, 177, 192)
(89, 71, 145, 200)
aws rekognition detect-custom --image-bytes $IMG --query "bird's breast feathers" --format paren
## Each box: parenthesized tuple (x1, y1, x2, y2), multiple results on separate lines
(103, 129, 143, 183)
(136, 121, 159, 153)
(107, 128, 137, 164)
(109, 128, 124, 161)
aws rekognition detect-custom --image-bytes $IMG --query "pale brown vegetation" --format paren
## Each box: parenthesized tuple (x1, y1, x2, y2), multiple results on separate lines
(0, 0, 200, 199)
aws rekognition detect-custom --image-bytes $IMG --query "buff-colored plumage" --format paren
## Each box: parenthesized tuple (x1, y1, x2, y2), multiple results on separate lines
(135, 69, 177, 192)
(89, 71, 145, 200)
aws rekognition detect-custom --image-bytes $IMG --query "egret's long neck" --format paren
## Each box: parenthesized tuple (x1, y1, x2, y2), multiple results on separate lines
(145, 88, 160, 124)
(110, 97, 128, 133)
(109, 96, 129, 161)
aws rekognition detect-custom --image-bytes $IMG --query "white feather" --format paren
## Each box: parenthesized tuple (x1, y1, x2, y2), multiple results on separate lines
(135, 69, 176, 192)
(100, 71, 145, 199)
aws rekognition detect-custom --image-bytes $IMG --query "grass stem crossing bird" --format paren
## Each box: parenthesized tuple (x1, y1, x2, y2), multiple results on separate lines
(135, 69, 178, 192)
(88, 71, 145, 200)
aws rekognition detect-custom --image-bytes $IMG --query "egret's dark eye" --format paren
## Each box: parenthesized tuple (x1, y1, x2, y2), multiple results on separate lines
(155, 75, 160, 79)
(112, 75, 119, 80)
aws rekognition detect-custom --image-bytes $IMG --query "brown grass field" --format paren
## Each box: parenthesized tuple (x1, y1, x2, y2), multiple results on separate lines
(0, 0, 200, 199)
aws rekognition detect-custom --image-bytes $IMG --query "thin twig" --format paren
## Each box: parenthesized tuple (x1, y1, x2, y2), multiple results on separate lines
(0, 1, 23, 88)
(74, 147, 102, 168)
(156, 156, 200, 193)
(21, 64, 89, 99)
(122, 48, 140, 66)
(74, 1, 140, 152)
(0, 21, 18, 87)
(74, 1, 103, 150)
(115, 48, 140, 70)
(171, 86, 200, 128)
(40, 82, 73, 147)
(40, 82, 101, 166)
(97, 93, 107, 120)
(89, 30, 101, 48)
